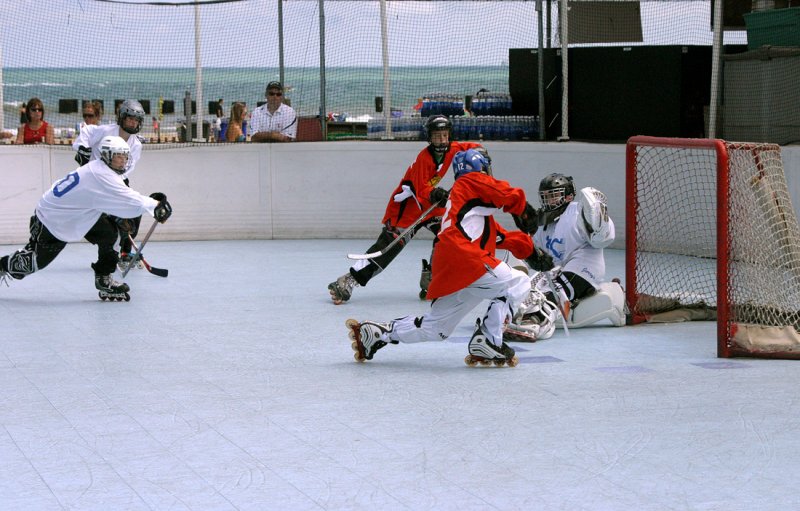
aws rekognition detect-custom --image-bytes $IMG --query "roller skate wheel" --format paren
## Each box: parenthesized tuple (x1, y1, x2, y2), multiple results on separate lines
(479, 359, 492, 366)
(507, 356, 519, 368)
(99, 293, 107, 301)
(464, 355, 478, 367)
(348, 330, 357, 342)
(351, 341, 359, 352)
(353, 352, 366, 363)
(345, 318, 360, 329)
(124, 293, 131, 302)
(419, 290, 427, 300)
(493, 359, 506, 367)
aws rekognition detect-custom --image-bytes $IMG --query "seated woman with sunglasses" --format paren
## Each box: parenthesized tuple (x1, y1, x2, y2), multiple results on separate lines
(15, 97, 55, 145)
(249, 81, 297, 143)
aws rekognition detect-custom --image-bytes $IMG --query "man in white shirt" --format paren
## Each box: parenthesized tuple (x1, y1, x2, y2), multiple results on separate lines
(0, 136, 172, 301)
(249, 81, 297, 142)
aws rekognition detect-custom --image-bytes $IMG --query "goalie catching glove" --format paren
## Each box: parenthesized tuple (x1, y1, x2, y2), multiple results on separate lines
(75, 145, 92, 166)
(150, 192, 173, 223)
(513, 202, 540, 234)
(577, 187, 614, 248)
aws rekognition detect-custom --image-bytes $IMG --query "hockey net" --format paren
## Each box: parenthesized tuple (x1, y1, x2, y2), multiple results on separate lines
(626, 136, 800, 359)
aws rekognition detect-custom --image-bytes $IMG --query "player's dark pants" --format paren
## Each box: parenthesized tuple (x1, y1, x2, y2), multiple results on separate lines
(114, 215, 142, 253)
(350, 219, 440, 286)
(551, 271, 595, 304)
(115, 177, 142, 254)
(0, 214, 119, 279)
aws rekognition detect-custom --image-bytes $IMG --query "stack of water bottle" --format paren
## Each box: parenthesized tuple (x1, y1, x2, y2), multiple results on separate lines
(452, 115, 540, 141)
(470, 92, 514, 116)
(367, 117, 426, 140)
(367, 91, 539, 141)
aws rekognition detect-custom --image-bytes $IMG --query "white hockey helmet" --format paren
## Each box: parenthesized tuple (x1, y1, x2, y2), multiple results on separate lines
(99, 136, 130, 174)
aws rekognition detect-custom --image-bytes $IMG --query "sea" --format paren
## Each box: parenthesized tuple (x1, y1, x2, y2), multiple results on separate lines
(1, 66, 512, 133)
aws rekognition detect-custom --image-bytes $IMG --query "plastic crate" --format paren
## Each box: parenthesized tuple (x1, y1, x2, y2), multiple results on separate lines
(744, 7, 800, 50)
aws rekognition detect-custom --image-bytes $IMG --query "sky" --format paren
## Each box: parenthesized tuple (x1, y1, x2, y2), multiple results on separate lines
(0, 0, 745, 68)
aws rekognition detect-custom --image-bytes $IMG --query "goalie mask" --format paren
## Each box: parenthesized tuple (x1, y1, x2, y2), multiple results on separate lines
(424, 115, 452, 154)
(99, 136, 130, 174)
(452, 148, 491, 179)
(539, 173, 575, 214)
(117, 99, 145, 135)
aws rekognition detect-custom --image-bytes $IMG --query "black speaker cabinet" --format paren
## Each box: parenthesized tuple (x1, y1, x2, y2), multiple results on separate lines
(509, 48, 562, 139)
(511, 45, 746, 141)
(161, 100, 175, 115)
(58, 99, 79, 114)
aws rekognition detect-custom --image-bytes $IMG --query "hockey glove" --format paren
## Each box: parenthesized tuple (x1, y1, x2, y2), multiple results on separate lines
(513, 202, 540, 234)
(429, 187, 449, 206)
(525, 247, 554, 272)
(75, 145, 92, 166)
(150, 192, 173, 223)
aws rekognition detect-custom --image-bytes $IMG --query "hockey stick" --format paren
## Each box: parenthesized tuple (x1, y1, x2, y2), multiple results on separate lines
(347, 200, 441, 260)
(122, 219, 158, 278)
(544, 266, 570, 337)
(126, 234, 168, 278)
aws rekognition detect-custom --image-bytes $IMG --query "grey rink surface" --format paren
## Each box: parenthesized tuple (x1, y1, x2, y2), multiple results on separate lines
(1, 240, 798, 511)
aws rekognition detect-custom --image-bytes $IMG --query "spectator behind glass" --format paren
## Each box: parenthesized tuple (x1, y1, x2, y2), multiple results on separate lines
(226, 102, 247, 142)
(80, 101, 103, 131)
(249, 81, 297, 142)
(15, 97, 54, 145)
(19, 102, 27, 125)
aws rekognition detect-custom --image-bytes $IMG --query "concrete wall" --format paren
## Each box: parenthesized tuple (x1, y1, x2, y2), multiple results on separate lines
(1, 141, 799, 248)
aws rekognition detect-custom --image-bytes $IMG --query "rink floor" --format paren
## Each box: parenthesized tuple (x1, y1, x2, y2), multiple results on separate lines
(1, 240, 799, 511)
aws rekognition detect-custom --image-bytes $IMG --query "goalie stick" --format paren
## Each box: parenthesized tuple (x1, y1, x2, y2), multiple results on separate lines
(347, 200, 442, 261)
(122, 219, 159, 278)
(126, 234, 168, 278)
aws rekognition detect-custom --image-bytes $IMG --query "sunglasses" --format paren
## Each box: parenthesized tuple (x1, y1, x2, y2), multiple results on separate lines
(268, 91, 283, 97)
(29, 108, 43, 112)
(83, 113, 96, 119)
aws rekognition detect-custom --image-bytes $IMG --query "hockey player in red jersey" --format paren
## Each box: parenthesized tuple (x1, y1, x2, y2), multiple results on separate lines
(328, 115, 481, 304)
(346, 148, 547, 367)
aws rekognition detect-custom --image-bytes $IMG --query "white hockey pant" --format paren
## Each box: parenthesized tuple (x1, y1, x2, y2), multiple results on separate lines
(390, 262, 530, 346)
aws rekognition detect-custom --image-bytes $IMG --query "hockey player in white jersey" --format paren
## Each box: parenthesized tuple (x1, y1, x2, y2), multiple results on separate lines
(73, 99, 146, 270)
(0, 136, 172, 301)
(505, 173, 625, 341)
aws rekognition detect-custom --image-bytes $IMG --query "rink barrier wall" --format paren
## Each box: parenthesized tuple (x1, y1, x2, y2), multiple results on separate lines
(1, 142, 799, 247)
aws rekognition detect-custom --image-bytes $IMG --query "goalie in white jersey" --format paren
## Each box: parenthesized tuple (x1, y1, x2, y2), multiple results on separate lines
(73, 99, 146, 269)
(0, 136, 172, 300)
(505, 173, 625, 342)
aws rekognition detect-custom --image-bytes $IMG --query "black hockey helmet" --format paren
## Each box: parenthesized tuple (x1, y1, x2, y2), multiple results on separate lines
(539, 173, 575, 213)
(424, 115, 452, 154)
(117, 99, 145, 135)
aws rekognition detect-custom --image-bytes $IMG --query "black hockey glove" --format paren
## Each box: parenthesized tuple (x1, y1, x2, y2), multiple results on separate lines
(525, 247, 554, 272)
(429, 187, 449, 206)
(75, 145, 92, 166)
(150, 192, 173, 223)
(513, 202, 540, 234)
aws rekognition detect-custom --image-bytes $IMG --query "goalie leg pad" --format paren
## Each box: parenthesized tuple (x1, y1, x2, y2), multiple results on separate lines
(567, 281, 625, 328)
